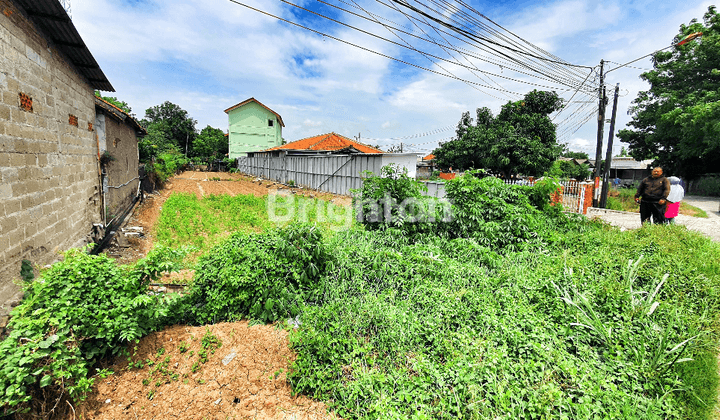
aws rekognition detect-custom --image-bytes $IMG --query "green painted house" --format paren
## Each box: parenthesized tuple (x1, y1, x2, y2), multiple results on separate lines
(224, 97, 284, 158)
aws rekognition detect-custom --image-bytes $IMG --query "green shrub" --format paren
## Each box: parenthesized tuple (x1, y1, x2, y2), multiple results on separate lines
(353, 164, 446, 234)
(691, 174, 720, 196)
(149, 152, 190, 184)
(185, 224, 332, 324)
(0, 246, 186, 416)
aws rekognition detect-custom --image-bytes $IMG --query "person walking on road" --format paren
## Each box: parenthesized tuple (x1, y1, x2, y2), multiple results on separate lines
(664, 176, 685, 223)
(635, 167, 671, 224)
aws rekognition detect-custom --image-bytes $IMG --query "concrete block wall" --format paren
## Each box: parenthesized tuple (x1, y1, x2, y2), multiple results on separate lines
(100, 113, 140, 219)
(0, 3, 102, 306)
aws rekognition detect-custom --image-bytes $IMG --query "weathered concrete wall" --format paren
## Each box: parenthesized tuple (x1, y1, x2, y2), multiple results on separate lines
(98, 110, 139, 218)
(0, 3, 101, 305)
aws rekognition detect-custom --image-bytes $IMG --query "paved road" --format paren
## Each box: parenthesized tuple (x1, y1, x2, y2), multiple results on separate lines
(587, 195, 720, 243)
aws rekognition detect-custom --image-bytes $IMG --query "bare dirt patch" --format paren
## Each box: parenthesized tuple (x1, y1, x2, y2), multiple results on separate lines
(78, 322, 338, 420)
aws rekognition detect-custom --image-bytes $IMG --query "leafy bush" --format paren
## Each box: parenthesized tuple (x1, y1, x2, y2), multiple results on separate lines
(690, 174, 720, 196)
(184, 224, 332, 324)
(443, 173, 542, 248)
(353, 167, 569, 250)
(148, 152, 190, 184)
(353, 164, 447, 234)
(546, 159, 591, 180)
(0, 246, 186, 416)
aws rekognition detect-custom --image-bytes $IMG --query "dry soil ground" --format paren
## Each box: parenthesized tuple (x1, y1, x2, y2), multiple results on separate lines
(73, 171, 346, 420)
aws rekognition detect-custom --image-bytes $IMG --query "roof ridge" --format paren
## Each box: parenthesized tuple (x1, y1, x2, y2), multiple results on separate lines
(309, 133, 333, 149)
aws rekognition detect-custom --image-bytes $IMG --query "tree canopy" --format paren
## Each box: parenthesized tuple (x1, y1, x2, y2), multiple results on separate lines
(192, 126, 228, 159)
(141, 101, 197, 157)
(433, 90, 563, 178)
(617, 6, 720, 179)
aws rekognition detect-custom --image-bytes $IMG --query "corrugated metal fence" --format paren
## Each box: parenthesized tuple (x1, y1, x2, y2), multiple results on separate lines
(237, 154, 418, 196)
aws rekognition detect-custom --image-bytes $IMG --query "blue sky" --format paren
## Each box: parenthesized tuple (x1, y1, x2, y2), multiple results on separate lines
(71, 0, 714, 156)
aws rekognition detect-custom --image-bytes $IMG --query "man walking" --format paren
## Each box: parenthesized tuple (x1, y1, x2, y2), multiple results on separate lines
(634, 167, 671, 224)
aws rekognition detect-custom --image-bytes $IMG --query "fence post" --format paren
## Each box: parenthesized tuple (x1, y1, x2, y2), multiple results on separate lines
(582, 183, 594, 214)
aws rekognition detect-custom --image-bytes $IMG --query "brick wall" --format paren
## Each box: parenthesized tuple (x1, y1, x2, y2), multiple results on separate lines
(0, 3, 101, 305)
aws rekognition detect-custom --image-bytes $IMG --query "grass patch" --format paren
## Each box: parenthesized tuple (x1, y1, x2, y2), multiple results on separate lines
(155, 193, 269, 252)
(155, 192, 354, 256)
(680, 201, 708, 218)
(4, 174, 719, 418)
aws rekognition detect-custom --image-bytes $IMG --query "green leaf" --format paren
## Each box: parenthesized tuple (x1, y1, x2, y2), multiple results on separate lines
(39, 375, 52, 387)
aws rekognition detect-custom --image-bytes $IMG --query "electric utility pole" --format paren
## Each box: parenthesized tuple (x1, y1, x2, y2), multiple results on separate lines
(592, 59, 607, 207)
(599, 83, 620, 208)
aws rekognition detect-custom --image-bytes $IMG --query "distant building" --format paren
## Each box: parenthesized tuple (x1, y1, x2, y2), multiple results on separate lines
(417, 153, 436, 179)
(261, 132, 383, 155)
(225, 98, 284, 159)
(239, 133, 422, 195)
(608, 157, 653, 182)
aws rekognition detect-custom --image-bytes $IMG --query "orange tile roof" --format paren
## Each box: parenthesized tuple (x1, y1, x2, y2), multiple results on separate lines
(265, 132, 383, 154)
(224, 97, 285, 127)
(423, 153, 435, 161)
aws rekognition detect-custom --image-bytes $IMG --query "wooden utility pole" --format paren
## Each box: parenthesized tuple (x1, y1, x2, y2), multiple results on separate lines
(592, 60, 607, 207)
(599, 83, 620, 208)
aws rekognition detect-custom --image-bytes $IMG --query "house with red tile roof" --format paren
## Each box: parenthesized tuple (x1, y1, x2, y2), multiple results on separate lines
(264, 132, 382, 155)
(225, 98, 284, 158)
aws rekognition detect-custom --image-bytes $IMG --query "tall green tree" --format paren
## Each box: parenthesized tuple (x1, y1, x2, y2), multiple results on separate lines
(434, 90, 563, 178)
(141, 101, 197, 156)
(617, 6, 720, 179)
(191, 126, 228, 160)
(139, 120, 175, 161)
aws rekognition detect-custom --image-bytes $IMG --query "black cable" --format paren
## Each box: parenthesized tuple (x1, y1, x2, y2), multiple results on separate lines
(372, 0, 594, 89)
(349, 0, 512, 101)
(378, 0, 515, 99)
(421, 0, 592, 85)
(316, 0, 597, 92)
(279, 0, 581, 91)
(228, 0, 532, 94)
(390, 0, 595, 88)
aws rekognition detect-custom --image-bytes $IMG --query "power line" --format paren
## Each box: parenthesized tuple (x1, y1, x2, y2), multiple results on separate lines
(349, 0, 512, 101)
(279, 0, 584, 91)
(229, 0, 592, 94)
(419, 0, 593, 86)
(228, 0, 532, 94)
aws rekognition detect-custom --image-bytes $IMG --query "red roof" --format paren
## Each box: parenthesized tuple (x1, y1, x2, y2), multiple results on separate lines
(423, 153, 435, 161)
(224, 97, 285, 127)
(265, 132, 383, 154)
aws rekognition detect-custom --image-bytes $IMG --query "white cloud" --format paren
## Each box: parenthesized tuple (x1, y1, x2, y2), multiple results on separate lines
(509, 0, 624, 50)
(303, 119, 324, 128)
